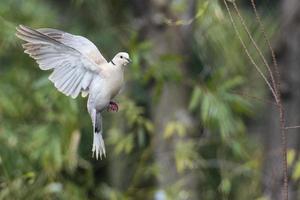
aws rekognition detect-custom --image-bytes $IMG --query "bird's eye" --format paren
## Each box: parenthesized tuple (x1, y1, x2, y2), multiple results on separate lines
(120, 56, 123, 59)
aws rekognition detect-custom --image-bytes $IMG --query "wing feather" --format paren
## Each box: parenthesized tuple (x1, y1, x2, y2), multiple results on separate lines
(56, 67, 76, 90)
(70, 72, 86, 98)
(16, 25, 106, 98)
(81, 72, 94, 90)
(64, 68, 83, 95)
(37, 28, 107, 65)
(60, 69, 79, 93)
(49, 63, 71, 82)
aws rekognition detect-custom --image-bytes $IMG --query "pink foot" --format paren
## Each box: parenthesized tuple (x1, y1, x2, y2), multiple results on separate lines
(107, 101, 119, 112)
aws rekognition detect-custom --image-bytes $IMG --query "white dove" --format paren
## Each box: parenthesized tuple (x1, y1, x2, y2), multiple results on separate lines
(16, 25, 131, 160)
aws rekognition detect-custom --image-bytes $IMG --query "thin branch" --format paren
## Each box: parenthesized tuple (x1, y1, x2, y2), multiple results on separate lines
(285, 126, 300, 130)
(250, 0, 281, 94)
(222, 0, 277, 101)
(250, 1, 288, 199)
(231, 1, 279, 103)
(224, 1, 289, 199)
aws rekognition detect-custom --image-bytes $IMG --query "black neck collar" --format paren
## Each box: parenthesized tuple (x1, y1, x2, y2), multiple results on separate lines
(111, 60, 116, 66)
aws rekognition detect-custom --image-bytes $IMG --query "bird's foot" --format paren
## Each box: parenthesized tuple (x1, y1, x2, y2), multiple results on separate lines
(107, 101, 119, 112)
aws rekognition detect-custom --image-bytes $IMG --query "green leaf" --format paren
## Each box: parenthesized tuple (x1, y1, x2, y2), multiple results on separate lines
(174, 140, 199, 173)
(292, 161, 300, 180)
(189, 86, 202, 111)
(219, 178, 231, 194)
(287, 149, 296, 167)
(219, 76, 245, 92)
(164, 121, 187, 139)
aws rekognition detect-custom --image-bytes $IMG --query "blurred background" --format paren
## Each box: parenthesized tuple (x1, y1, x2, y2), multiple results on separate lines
(0, 0, 300, 199)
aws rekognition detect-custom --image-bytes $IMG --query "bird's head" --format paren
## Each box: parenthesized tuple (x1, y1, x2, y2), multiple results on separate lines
(112, 52, 131, 67)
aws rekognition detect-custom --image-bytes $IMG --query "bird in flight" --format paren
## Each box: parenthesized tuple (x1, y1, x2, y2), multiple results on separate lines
(16, 25, 131, 160)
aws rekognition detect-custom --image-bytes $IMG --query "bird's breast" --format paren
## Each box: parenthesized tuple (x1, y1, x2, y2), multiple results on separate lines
(105, 67, 124, 99)
(109, 74, 123, 99)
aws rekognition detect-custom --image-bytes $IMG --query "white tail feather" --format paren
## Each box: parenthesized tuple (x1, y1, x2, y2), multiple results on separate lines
(92, 132, 106, 160)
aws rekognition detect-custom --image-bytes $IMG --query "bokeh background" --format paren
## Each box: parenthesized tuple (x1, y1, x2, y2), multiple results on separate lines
(1, 0, 300, 199)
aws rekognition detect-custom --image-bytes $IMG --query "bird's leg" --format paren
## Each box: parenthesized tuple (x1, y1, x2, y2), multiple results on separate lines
(107, 101, 119, 112)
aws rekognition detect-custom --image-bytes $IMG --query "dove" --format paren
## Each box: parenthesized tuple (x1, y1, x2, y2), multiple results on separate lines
(16, 25, 131, 160)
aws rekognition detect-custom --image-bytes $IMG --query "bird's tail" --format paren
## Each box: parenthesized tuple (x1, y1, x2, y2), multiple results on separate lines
(92, 110, 106, 160)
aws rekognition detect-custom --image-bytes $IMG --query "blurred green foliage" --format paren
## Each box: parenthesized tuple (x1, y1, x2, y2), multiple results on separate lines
(0, 0, 279, 199)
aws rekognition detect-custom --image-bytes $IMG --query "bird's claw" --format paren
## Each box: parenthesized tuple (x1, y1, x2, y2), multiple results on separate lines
(107, 101, 119, 112)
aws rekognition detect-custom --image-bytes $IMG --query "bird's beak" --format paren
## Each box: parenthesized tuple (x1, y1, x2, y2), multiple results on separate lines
(126, 58, 132, 63)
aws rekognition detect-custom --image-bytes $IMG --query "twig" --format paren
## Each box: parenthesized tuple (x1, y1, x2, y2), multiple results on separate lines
(250, 1, 288, 199)
(231, 1, 279, 103)
(224, 1, 289, 199)
(222, 0, 277, 101)
(285, 126, 300, 130)
(250, 0, 281, 94)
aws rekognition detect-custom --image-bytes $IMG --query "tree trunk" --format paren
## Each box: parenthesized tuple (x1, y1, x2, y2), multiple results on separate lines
(131, 0, 200, 199)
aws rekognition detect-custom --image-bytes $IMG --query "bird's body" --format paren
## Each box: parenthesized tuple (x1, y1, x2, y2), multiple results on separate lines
(16, 25, 131, 160)
(89, 63, 124, 110)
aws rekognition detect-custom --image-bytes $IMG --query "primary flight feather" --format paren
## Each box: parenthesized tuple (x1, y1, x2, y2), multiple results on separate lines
(16, 25, 131, 160)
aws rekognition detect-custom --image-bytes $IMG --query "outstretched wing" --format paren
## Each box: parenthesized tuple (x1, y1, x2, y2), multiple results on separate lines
(37, 27, 107, 65)
(16, 25, 107, 98)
